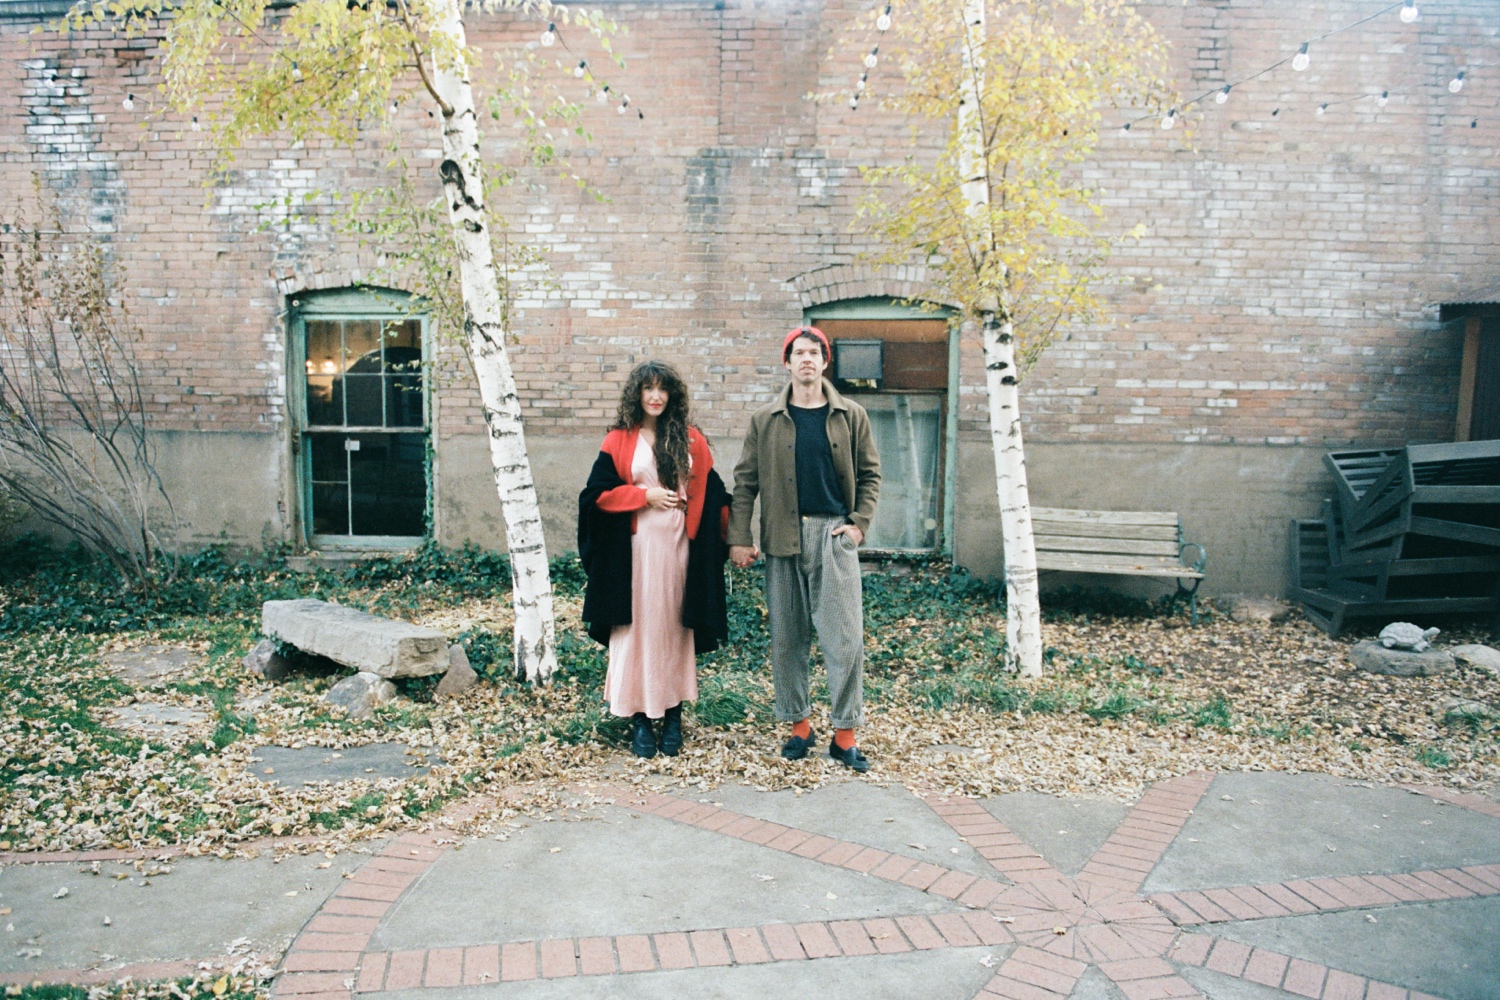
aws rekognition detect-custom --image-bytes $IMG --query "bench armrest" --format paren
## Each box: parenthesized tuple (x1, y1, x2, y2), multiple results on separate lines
(1179, 541, 1207, 575)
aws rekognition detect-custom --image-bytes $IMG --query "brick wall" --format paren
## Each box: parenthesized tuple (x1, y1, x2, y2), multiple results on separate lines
(1, 0, 1495, 542)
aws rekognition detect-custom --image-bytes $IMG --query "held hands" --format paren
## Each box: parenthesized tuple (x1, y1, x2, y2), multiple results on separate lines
(645, 487, 686, 511)
(729, 544, 760, 568)
(831, 523, 865, 546)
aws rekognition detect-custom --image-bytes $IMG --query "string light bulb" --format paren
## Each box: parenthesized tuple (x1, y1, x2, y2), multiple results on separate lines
(596, 85, 609, 104)
(540, 22, 556, 46)
(1316, 103, 1327, 115)
(1215, 85, 1230, 105)
(849, 95, 859, 110)
(856, 73, 867, 92)
(574, 60, 587, 78)
(1449, 70, 1465, 94)
(1160, 108, 1176, 130)
(292, 63, 302, 82)
(122, 94, 134, 110)
(876, 4, 891, 31)
(1378, 90, 1389, 107)
(865, 47, 879, 69)
(1399, 1, 1418, 23)
(617, 95, 630, 114)
(1292, 43, 1310, 72)
(190, 115, 200, 131)
(391, 99, 399, 114)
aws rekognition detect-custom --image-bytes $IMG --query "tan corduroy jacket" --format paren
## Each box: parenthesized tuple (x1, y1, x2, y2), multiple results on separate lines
(728, 378, 881, 557)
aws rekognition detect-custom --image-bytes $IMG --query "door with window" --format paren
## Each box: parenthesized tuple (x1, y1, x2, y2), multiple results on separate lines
(809, 299, 955, 552)
(292, 290, 430, 545)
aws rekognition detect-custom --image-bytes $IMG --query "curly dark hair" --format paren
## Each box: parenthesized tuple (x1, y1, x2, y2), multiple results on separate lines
(613, 360, 692, 491)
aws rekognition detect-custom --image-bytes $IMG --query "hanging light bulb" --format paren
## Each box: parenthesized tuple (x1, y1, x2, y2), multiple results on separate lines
(1449, 70, 1465, 94)
(540, 22, 556, 46)
(856, 73, 867, 92)
(122, 93, 134, 110)
(190, 115, 200, 131)
(1399, 1, 1418, 23)
(1215, 85, 1230, 105)
(617, 95, 630, 114)
(865, 47, 879, 69)
(1316, 103, 1327, 115)
(876, 4, 891, 31)
(596, 84, 609, 104)
(1292, 43, 1310, 72)
(574, 60, 587, 78)
(1378, 90, 1389, 107)
(292, 62, 302, 82)
(1121, 122, 1132, 132)
(849, 95, 859, 110)
(1160, 108, 1176, 130)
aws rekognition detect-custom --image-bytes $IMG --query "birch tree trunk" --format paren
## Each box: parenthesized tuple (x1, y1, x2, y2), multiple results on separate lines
(430, 0, 557, 683)
(958, 0, 1043, 677)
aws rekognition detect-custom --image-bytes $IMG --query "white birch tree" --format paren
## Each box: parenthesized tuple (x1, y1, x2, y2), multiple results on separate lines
(851, 0, 1173, 676)
(67, 0, 628, 682)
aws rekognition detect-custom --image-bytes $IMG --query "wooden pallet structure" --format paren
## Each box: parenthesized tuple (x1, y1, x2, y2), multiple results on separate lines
(1289, 441, 1500, 635)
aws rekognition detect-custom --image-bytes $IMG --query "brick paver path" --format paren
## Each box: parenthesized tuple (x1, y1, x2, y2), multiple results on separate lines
(260, 773, 1499, 1000)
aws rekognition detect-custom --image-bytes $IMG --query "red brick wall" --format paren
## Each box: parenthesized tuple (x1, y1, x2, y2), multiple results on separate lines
(2, 0, 1492, 458)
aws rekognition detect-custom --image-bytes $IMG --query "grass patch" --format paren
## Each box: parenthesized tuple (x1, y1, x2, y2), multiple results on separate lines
(1191, 696, 1235, 731)
(1415, 746, 1453, 769)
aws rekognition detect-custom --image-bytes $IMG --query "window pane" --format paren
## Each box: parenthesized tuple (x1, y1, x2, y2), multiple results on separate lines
(382, 319, 421, 359)
(305, 322, 342, 424)
(340, 374, 384, 427)
(862, 394, 942, 549)
(307, 434, 351, 536)
(348, 433, 427, 537)
(343, 320, 382, 372)
(306, 375, 338, 426)
(307, 433, 349, 483)
(387, 374, 424, 427)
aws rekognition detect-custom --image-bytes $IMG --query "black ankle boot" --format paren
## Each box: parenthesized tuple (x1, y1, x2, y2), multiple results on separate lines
(659, 704, 684, 757)
(630, 712, 657, 758)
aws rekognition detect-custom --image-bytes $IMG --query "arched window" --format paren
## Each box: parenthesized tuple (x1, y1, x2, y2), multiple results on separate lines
(289, 287, 430, 545)
(805, 296, 957, 552)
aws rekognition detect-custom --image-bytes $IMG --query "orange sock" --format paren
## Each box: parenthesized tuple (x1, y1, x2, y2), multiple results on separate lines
(791, 718, 812, 740)
(833, 728, 856, 750)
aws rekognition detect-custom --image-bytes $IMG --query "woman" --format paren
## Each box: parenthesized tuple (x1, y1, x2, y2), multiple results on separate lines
(578, 361, 729, 758)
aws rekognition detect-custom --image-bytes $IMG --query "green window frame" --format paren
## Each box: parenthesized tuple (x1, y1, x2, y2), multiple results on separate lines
(288, 288, 432, 548)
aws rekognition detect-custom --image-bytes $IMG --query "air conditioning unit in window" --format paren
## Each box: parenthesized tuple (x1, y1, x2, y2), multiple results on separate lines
(833, 339, 883, 390)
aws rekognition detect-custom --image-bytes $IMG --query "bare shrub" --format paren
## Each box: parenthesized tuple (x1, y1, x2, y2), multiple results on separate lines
(0, 194, 176, 581)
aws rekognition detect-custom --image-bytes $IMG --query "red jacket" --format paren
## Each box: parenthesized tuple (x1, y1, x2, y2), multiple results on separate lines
(593, 426, 719, 539)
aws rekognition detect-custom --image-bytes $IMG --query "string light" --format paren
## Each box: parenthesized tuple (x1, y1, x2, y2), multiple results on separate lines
(391, 99, 399, 114)
(1292, 43, 1310, 72)
(574, 60, 587, 78)
(876, 4, 891, 31)
(1316, 102, 1327, 115)
(596, 84, 609, 104)
(1160, 108, 1177, 130)
(292, 63, 302, 82)
(864, 47, 879, 70)
(1399, 1, 1418, 23)
(1215, 85, 1230, 104)
(849, 95, 859, 110)
(122, 94, 134, 110)
(1378, 90, 1389, 107)
(540, 22, 555, 46)
(1449, 70, 1464, 94)
(190, 116, 200, 131)
(617, 94, 630, 115)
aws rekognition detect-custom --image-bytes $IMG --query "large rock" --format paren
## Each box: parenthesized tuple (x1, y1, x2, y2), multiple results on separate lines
(325, 672, 398, 720)
(1349, 639, 1455, 677)
(1451, 644, 1500, 676)
(1216, 593, 1292, 624)
(242, 638, 292, 681)
(262, 599, 450, 678)
(435, 644, 478, 699)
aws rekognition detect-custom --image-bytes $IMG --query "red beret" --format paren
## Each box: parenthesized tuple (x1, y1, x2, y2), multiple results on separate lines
(782, 325, 831, 361)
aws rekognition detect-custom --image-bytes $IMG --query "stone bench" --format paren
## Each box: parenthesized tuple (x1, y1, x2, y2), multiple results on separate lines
(262, 598, 451, 678)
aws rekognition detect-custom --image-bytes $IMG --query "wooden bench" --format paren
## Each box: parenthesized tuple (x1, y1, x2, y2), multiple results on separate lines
(1032, 507, 1208, 622)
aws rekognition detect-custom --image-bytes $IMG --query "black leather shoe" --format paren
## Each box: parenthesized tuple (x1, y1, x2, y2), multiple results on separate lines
(659, 705, 684, 757)
(630, 713, 657, 759)
(781, 728, 817, 760)
(828, 738, 871, 773)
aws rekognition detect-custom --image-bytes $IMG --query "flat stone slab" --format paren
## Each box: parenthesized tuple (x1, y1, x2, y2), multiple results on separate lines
(0, 850, 354, 974)
(1143, 772, 1500, 893)
(107, 701, 212, 738)
(247, 742, 436, 785)
(262, 598, 450, 678)
(102, 645, 203, 686)
(1349, 639, 1455, 676)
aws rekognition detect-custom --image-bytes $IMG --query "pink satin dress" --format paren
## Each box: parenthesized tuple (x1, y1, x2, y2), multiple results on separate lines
(604, 435, 697, 717)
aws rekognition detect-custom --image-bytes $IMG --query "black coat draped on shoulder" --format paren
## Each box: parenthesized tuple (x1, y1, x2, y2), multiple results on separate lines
(577, 450, 730, 655)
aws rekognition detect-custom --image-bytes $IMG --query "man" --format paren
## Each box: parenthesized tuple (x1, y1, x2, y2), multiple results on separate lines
(729, 326, 881, 772)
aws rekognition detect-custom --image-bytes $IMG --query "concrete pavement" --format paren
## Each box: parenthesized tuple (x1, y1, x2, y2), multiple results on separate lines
(1, 770, 1497, 1000)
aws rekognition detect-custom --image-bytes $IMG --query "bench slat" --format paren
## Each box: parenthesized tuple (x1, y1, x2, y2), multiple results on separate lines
(1032, 521, 1180, 542)
(1030, 507, 1180, 527)
(1036, 552, 1204, 578)
(1034, 535, 1181, 557)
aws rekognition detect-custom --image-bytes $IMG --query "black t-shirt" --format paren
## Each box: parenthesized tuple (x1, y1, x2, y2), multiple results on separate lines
(788, 403, 848, 518)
